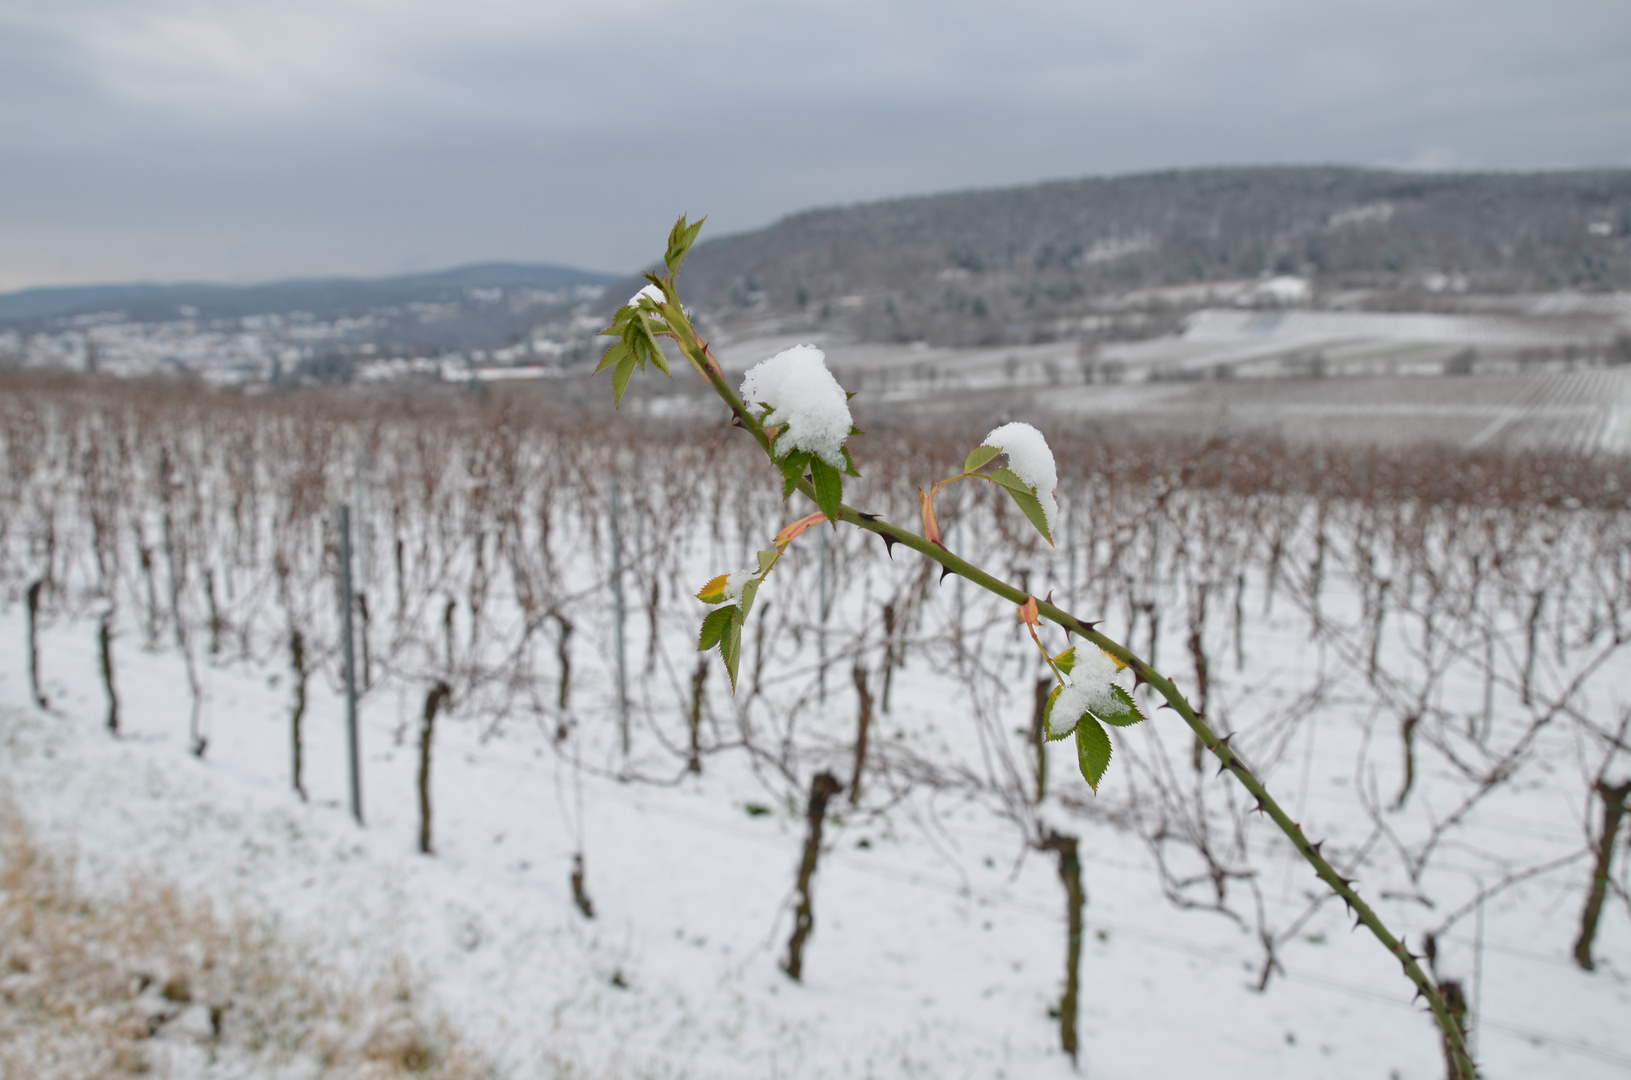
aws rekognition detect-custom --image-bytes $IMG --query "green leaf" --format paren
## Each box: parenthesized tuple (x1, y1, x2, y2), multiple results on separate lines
(1075, 716, 1112, 792)
(1004, 485, 1053, 545)
(665, 215, 706, 274)
(739, 577, 760, 620)
(599, 308, 634, 338)
(839, 445, 861, 478)
(1051, 647, 1076, 676)
(612, 352, 638, 405)
(779, 450, 812, 498)
(1094, 684, 1145, 727)
(810, 456, 843, 523)
(719, 609, 743, 691)
(636, 314, 673, 376)
(698, 606, 734, 651)
(964, 445, 1001, 473)
(757, 548, 780, 575)
(1041, 685, 1074, 741)
(594, 340, 629, 376)
(988, 466, 1032, 495)
(773, 447, 805, 482)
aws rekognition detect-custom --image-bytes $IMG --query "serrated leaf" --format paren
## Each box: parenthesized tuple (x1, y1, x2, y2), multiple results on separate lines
(636, 315, 673, 376)
(698, 606, 734, 651)
(839, 445, 861, 478)
(696, 574, 730, 605)
(628, 319, 663, 367)
(1075, 716, 1112, 792)
(964, 445, 1001, 473)
(739, 577, 760, 620)
(1093, 684, 1145, 727)
(1051, 647, 1077, 676)
(810, 456, 843, 523)
(780, 450, 811, 483)
(719, 609, 743, 690)
(1042, 685, 1075, 741)
(1004, 485, 1054, 546)
(665, 215, 706, 274)
(988, 466, 1032, 495)
(612, 352, 638, 405)
(757, 549, 780, 575)
(779, 450, 812, 498)
(595, 340, 629, 376)
(600, 308, 634, 338)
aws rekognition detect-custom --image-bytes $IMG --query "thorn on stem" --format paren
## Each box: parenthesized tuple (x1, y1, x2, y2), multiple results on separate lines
(939, 565, 957, 584)
(1076, 619, 1100, 633)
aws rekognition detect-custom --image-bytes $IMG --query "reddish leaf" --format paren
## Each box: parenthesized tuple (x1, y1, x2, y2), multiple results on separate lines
(918, 487, 944, 547)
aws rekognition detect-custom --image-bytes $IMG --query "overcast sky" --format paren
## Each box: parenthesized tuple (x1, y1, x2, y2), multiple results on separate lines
(1, 0, 1627, 291)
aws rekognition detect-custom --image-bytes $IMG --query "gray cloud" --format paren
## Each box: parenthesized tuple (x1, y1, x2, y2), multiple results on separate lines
(1, 0, 1627, 289)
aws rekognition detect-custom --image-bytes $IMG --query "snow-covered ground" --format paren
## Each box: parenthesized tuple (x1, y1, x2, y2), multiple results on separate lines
(2, 376, 1628, 1077)
(4, 584, 1628, 1078)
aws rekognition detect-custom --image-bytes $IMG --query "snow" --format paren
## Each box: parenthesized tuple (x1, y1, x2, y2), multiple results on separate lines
(983, 421, 1059, 532)
(2, 396, 1629, 1080)
(6, 565, 1626, 1079)
(739, 345, 853, 468)
(1051, 647, 1122, 734)
(628, 284, 665, 309)
(723, 568, 758, 600)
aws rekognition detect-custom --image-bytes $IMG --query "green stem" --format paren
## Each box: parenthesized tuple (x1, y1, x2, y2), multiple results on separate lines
(645, 305, 1476, 1080)
(836, 502, 1475, 1080)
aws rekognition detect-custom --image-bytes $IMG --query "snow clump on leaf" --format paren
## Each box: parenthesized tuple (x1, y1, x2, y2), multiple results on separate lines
(1049, 646, 1123, 737)
(723, 568, 758, 601)
(628, 284, 667, 324)
(739, 345, 853, 469)
(983, 421, 1058, 533)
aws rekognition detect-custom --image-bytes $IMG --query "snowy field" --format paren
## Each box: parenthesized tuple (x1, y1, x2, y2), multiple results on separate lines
(2, 377, 1630, 1078)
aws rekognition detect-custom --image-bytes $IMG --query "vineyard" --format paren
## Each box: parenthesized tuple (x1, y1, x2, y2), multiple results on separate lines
(3, 368, 1630, 1078)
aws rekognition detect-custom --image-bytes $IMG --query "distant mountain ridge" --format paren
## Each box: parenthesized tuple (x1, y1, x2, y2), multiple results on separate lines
(0, 262, 620, 329)
(633, 166, 1631, 347)
(8, 166, 1629, 360)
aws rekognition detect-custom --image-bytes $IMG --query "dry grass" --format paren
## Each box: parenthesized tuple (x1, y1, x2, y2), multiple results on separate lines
(0, 799, 490, 1080)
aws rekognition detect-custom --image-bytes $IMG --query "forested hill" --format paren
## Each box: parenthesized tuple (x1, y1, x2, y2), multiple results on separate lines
(642, 167, 1631, 347)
